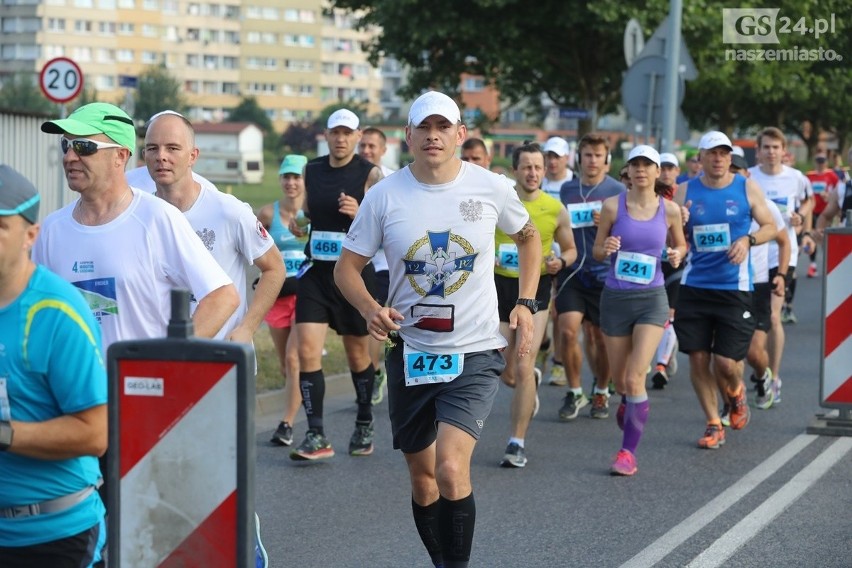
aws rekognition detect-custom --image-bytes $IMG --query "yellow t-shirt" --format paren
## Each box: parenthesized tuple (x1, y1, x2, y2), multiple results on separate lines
(494, 191, 563, 278)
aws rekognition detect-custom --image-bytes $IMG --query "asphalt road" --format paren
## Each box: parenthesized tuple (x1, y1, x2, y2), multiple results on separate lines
(253, 272, 852, 568)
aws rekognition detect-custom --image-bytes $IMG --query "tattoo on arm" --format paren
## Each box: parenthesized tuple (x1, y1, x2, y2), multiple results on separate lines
(514, 221, 537, 243)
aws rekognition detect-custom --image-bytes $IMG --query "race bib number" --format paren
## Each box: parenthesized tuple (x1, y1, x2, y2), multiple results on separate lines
(310, 231, 345, 261)
(693, 223, 731, 252)
(497, 243, 519, 273)
(282, 250, 307, 277)
(567, 201, 602, 228)
(615, 251, 656, 284)
(403, 345, 464, 386)
(811, 181, 827, 195)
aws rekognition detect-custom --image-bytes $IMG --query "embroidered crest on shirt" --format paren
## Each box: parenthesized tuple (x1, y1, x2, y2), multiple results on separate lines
(459, 199, 483, 222)
(403, 230, 478, 298)
(196, 228, 216, 251)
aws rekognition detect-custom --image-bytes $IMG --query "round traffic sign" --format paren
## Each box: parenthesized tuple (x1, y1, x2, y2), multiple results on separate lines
(39, 57, 84, 104)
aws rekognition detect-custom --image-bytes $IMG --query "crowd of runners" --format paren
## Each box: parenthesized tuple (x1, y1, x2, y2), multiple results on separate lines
(1, 92, 850, 568)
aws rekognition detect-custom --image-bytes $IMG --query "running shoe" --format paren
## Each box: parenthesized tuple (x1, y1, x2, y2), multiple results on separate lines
(590, 392, 610, 419)
(616, 400, 626, 431)
(698, 424, 726, 449)
(728, 387, 751, 430)
(348, 420, 374, 456)
(666, 339, 679, 376)
(785, 307, 798, 324)
(269, 421, 294, 446)
(532, 367, 542, 418)
(547, 364, 568, 386)
(500, 442, 527, 468)
(751, 371, 775, 410)
(371, 367, 387, 405)
(720, 404, 731, 427)
(772, 377, 783, 405)
(807, 263, 818, 278)
(558, 391, 589, 421)
(290, 430, 335, 461)
(651, 366, 669, 390)
(255, 513, 269, 568)
(610, 449, 637, 476)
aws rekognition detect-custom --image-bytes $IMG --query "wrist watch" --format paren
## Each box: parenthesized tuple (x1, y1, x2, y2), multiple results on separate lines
(516, 298, 539, 314)
(747, 234, 757, 247)
(0, 421, 13, 451)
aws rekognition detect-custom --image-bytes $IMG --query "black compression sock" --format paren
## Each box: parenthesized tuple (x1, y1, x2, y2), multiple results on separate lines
(352, 364, 375, 422)
(439, 493, 476, 568)
(299, 370, 325, 434)
(412, 498, 443, 567)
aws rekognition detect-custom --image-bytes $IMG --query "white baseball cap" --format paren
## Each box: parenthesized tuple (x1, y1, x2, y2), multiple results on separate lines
(543, 137, 570, 157)
(699, 131, 733, 151)
(627, 145, 661, 166)
(659, 152, 679, 167)
(732, 145, 745, 157)
(408, 91, 461, 127)
(327, 109, 359, 130)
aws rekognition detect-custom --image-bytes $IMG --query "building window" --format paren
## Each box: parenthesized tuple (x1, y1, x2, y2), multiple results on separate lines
(95, 75, 115, 90)
(98, 0, 115, 7)
(74, 20, 92, 33)
(462, 77, 485, 92)
(142, 24, 157, 37)
(1, 44, 39, 59)
(73, 0, 93, 7)
(141, 50, 158, 64)
(222, 56, 238, 69)
(184, 80, 199, 93)
(117, 0, 133, 6)
(99, 21, 116, 35)
(283, 8, 297, 21)
(96, 48, 114, 62)
(224, 5, 239, 19)
(222, 82, 239, 95)
(72, 46, 92, 61)
(203, 54, 218, 69)
(186, 54, 199, 67)
(162, 0, 177, 13)
(142, 0, 157, 9)
(245, 6, 261, 18)
(246, 31, 260, 44)
(117, 49, 133, 62)
(118, 22, 133, 34)
(47, 18, 66, 31)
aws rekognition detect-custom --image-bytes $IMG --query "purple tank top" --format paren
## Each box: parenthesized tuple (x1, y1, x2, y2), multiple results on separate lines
(605, 193, 667, 290)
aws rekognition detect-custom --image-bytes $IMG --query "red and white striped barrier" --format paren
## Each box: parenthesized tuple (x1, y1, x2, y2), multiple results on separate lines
(820, 228, 852, 407)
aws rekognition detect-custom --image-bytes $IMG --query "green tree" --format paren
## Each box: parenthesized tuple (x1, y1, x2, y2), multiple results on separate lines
(330, 0, 629, 135)
(332, 0, 849, 148)
(133, 64, 186, 122)
(227, 96, 273, 132)
(0, 73, 56, 115)
(280, 121, 324, 155)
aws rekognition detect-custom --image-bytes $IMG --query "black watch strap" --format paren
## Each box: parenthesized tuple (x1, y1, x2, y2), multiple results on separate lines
(516, 298, 539, 313)
(748, 234, 757, 247)
(0, 421, 13, 451)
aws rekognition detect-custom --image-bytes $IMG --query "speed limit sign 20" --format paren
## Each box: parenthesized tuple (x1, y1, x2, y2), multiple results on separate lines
(40, 57, 84, 104)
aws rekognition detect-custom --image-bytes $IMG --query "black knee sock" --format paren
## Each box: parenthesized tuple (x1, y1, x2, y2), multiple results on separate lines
(439, 493, 476, 568)
(412, 498, 443, 567)
(352, 364, 375, 422)
(299, 370, 325, 434)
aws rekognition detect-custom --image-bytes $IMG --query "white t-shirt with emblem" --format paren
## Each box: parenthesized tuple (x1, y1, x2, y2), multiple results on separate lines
(749, 199, 785, 283)
(183, 188, 275, 339)
(343, 162, 530, 354)
(32, 189, 233, 350)
(748, 164, 812, 268)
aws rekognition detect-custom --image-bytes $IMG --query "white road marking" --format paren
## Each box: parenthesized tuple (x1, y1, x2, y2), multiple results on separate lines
(619, 434, 817, 568)
(686, 436, 852, 568)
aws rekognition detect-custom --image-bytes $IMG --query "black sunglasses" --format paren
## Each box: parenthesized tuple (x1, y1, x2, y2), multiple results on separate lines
(61, 138, 123, 156)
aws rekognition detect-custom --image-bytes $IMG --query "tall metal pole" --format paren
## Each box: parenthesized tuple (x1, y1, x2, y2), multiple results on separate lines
(661, 0, 683, 152)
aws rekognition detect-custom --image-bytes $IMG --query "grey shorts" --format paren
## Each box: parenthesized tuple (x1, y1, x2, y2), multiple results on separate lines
(600, 286, 669, 336)
(386, 341, 504, 453)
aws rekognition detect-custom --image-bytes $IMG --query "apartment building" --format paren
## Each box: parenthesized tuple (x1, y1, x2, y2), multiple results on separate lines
(0, 0, 384, 129)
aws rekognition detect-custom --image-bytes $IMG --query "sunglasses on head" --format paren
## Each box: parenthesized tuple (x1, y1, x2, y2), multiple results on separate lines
(61, 137, 123, 156)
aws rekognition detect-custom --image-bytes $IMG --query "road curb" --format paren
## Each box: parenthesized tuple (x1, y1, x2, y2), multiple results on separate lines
(254, 372, 351, 419)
